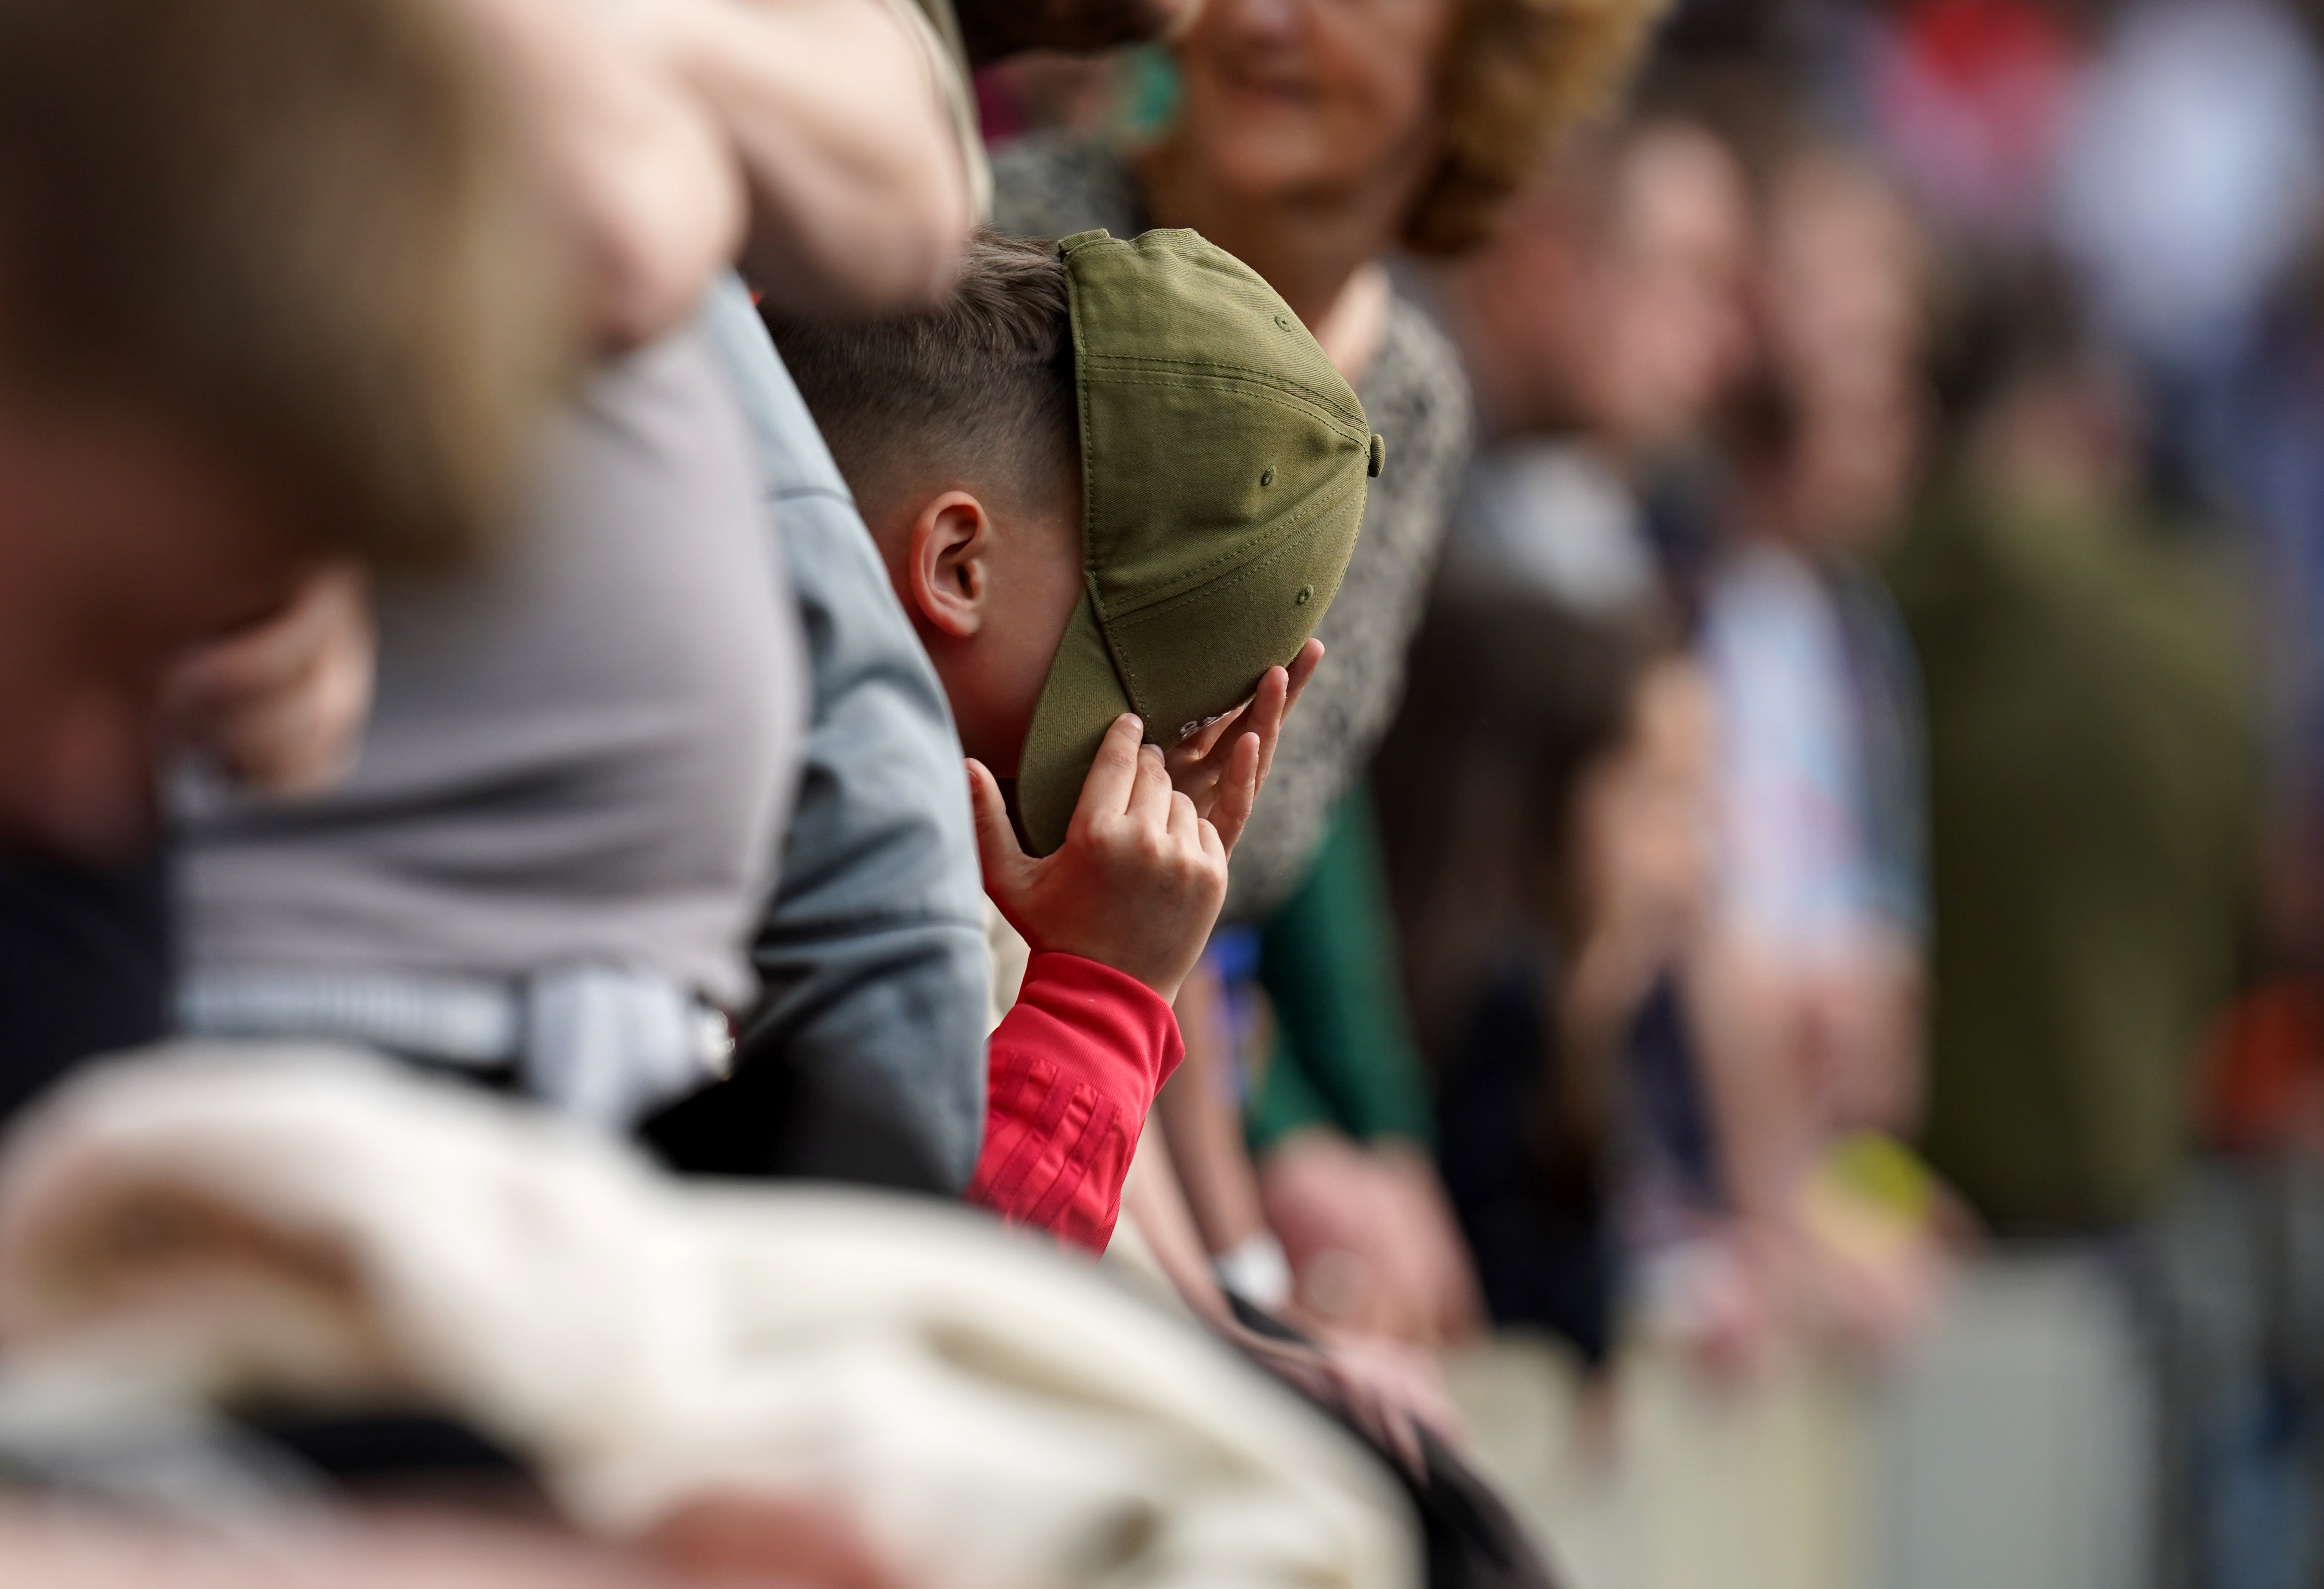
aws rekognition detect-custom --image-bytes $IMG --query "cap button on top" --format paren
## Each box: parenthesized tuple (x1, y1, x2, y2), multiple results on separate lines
(1368, 433, 1387, 478)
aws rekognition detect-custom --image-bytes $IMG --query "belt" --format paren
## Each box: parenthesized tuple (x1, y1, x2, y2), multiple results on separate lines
(179, 968, 735, 1127)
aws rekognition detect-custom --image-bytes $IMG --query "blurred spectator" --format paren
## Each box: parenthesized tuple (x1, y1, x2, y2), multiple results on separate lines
(1680, 143, 1942, 1360)
(1430, 117, 1754, 617)
(2053, 0, 2324, 512)
(1890, 339, 2257, 1235)
(1225, 795, 1486, 1346)
(1377, 596, 1707, 1369)
(1370, 116, 1750, 1365)
(1860, 0, 2080, 256)
(2240, 277, 2324, 981)
(1889, 322, 2264, 1587)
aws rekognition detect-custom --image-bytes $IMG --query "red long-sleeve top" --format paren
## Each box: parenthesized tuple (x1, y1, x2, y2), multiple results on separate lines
(966, 952, 1184, 1253)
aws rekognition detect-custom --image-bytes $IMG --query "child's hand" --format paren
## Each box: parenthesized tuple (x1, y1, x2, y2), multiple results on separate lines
(1164, 638, 1322, 854)
(969, 714, 1226, 1002)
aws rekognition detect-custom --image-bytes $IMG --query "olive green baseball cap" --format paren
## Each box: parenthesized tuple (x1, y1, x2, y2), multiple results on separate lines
(1016, 228, 1384, 855)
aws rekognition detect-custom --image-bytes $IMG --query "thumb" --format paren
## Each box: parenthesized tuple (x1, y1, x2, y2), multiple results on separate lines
(964, 759, 1037, 905)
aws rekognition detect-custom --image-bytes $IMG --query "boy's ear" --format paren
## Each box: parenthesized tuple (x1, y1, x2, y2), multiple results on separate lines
(904, 490, 993, 639)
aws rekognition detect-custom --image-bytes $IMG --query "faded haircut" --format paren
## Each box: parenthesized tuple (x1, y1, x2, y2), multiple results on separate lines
(766, 230, 1081, 523)
(0, 0, 572, 571)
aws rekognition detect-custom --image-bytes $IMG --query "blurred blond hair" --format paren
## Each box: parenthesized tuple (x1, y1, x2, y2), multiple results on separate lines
(0, 0, 575, 571)
(1406, 0, 1671, 255)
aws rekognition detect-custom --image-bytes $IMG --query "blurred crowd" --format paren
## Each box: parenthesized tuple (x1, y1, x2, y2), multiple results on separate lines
(0, 0, 2319, 1584)
(994, 0, 2324, 1580)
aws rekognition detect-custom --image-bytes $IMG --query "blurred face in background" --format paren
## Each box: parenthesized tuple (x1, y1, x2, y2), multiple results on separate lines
(1757, 152, 1929, 548)
(0, 374, 314, 859)
(1575, 656, 1717, 963)
(1763, 151, 1924, 419)
(1440, 120, 1752, 451)
(1168, 0, 1454, 208)
(1588, 124, 1755, 452)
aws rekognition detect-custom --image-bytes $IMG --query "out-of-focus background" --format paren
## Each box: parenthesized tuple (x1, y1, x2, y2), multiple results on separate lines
(984, 6, 2324, 1585)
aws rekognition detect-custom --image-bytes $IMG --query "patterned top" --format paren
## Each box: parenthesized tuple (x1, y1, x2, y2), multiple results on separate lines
(992, 134, 1474, 920)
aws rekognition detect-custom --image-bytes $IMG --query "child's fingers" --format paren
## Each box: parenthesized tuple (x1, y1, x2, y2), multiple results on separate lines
(1167, 789, 1201, 845)
(1076, 714, 1147, 821)
(1127, 742, 1173, 827)
(1210, 731, 1261, 855)
(1252, 651, 1314, 794)
(964, 758, 1032, 894)
(1235, 668, 1289, 780)
(1197, 812, 1226, 864)
(1244, 666, 1289, 742)
(1285, 638, 1324, 708)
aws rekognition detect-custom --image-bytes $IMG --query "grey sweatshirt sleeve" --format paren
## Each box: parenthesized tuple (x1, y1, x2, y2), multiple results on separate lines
(654, 277, 990, 1193)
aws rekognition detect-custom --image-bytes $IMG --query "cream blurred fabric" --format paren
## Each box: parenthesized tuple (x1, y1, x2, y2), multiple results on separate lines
(0, 1044, 1415, 1589)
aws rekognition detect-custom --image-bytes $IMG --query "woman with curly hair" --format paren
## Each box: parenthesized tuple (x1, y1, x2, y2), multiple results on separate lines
(992, 0, 1666, 1349)
(995, 0, 1665, 922)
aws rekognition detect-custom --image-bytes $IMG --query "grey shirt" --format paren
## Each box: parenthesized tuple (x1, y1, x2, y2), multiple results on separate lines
(178, 323, 804, 1009)
(991, 134, 1474, 920)
(638, 280, 989, 1193)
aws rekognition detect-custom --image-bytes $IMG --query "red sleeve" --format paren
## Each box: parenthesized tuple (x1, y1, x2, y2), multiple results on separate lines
(966, 951, 1184, 1254)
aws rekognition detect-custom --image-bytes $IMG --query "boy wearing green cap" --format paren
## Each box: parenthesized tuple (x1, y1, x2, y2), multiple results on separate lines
(769, 228, 1375, 1250)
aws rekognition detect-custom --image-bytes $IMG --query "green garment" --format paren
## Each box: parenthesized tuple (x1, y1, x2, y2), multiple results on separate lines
(1885, 488, 2258, 1233)
(1246, 791, 1436, 1154)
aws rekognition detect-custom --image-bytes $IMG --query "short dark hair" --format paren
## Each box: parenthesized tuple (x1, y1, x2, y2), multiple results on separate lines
(0, 0, 571, 571)
(765, 230, 1080, 521)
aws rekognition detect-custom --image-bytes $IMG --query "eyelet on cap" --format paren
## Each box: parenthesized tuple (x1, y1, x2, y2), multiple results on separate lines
(1273, 313, 1294, 331)
(1368, 433, 1387, 478)
(1296, 585, 1314, 606)
(1260, 466, 1277, 488)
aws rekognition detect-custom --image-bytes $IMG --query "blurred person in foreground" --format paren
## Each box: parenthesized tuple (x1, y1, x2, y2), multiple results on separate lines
(168, 0, 980, 1137)
(1, 0, 983, 1134)
(993, 0, 1670, 1355)
(0, 0, 566, 921)
(0, 0, 603, 1577)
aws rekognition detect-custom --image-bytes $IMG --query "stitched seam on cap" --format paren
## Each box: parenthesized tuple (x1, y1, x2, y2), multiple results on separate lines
(1099, 489, 1326, 603)
(1080, 350, 1368, 423)
(1080, 379, 1362, 606)
(1094, 461, 1362, 618)
(1084, 371, 1370, 444)
(1083, 356, 1367, 426)
(1087, 569, 1151, 724)
(1065, 254, 1101, 587)
(1080, 360, 1368, 438)
(1108, 490, 1354, 633)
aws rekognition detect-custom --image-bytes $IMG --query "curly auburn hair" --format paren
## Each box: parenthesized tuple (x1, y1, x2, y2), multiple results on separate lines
(1403, 0, 1671, 256)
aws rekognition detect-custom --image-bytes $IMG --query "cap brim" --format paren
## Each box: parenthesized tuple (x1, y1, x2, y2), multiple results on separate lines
(1016, 590, 1135, 857)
